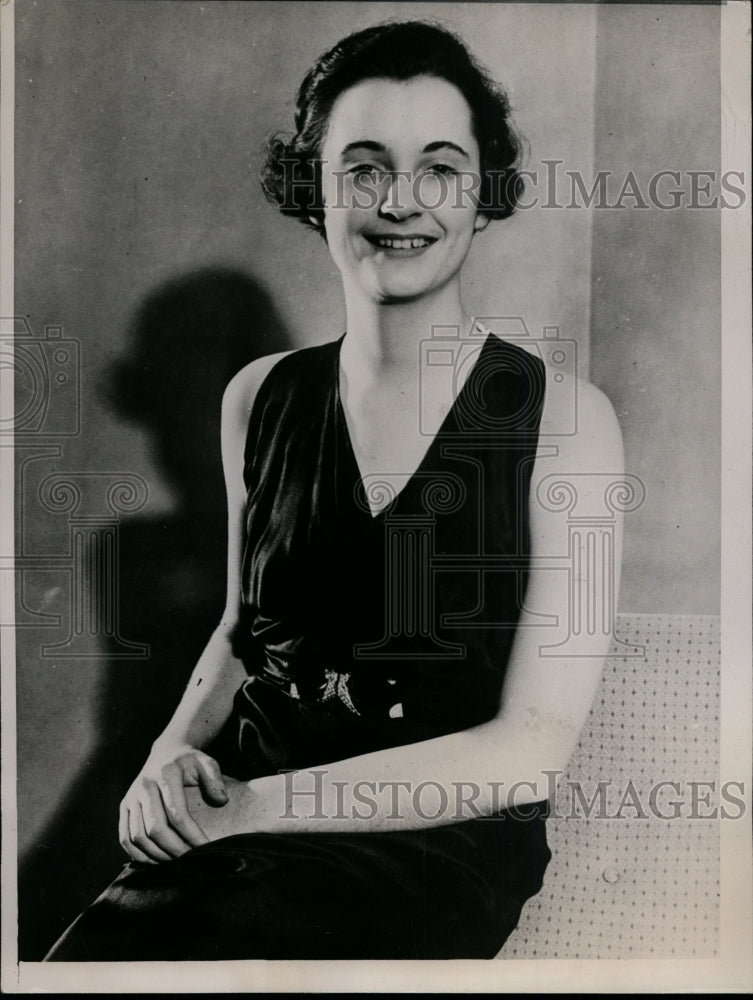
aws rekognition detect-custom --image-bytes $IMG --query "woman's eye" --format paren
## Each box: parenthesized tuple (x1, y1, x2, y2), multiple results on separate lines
(348, 163, 380, 177)
(425, 164, 458, 177)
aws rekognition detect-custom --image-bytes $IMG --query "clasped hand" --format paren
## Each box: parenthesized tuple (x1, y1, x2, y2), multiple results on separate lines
(119, 744, 242, 864)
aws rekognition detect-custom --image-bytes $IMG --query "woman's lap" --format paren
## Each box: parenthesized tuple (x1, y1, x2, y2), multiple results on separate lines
(45, 812, 550, 961)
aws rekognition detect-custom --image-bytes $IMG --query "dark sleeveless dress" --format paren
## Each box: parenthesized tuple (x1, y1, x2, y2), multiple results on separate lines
(46, 330, 551, 961)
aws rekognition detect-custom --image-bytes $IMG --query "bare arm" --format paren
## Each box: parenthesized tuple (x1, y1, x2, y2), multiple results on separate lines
(118, 351, 290, 863)
(187, 376, 626, 838)
(147, 355, 266, 754)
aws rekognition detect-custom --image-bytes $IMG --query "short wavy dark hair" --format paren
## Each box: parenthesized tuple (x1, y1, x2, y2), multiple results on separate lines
(260, 20, 526, 235)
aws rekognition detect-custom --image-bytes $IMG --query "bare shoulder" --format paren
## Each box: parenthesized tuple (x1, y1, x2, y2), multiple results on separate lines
(222, 351, 293, 426)
(538, 367, 623, 473)
(221, 351, 293, 485)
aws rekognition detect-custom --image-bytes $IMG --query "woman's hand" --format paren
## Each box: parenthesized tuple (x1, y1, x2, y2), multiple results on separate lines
(183, 776, 259, 843)
(118, 744, 229, 864)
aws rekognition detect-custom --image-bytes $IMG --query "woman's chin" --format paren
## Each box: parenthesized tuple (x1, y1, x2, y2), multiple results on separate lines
(373, 286, 436, 305)
(359, 273, 448, 305)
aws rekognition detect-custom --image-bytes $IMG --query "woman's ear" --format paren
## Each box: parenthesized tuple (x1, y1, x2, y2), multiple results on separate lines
(308, 214, 327, 235)
(308, 214, 328, 241)
(473, 215, 490, 234)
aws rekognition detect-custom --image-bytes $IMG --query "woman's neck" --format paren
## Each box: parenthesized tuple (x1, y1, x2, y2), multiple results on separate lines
(340, 282, 474, 381)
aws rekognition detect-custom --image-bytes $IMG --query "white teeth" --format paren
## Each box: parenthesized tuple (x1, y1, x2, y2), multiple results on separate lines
(374, 237, 432, 249)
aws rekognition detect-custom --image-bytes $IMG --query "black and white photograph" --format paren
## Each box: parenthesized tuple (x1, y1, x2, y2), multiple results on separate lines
(1, 0, 750, 992)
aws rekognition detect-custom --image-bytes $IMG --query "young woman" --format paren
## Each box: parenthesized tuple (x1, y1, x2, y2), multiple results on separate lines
(46, 20, 623, 960)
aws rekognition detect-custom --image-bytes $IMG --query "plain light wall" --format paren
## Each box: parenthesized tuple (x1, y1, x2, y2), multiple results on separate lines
(15, 0, 598, 862)
(589, 3, 721, 614)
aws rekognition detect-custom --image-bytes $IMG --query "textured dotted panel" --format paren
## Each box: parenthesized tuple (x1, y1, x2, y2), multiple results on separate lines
(502, 613, 720, 960)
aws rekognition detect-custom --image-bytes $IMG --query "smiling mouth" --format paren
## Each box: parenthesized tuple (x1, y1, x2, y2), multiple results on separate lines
(366, 235, 438, 250)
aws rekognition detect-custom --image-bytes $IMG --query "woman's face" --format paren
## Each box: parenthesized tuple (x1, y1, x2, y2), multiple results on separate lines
(319, 75, 484, 304)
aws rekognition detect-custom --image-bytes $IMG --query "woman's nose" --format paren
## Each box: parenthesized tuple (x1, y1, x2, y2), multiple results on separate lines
(378, 171, 421, 220)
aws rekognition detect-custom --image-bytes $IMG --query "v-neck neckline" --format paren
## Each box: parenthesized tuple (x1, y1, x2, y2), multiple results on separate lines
(334, 327, 494, 521)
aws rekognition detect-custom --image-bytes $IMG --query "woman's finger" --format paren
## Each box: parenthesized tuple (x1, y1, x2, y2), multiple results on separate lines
(128, 800, 173, 863)
(141, 783, 193, 858)
(194, 754, 229, 806)
(158, 768, 210, 847)
(119, 804, 157, 865)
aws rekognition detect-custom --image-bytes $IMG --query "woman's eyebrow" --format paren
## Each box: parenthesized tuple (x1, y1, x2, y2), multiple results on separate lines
(340, 140, 387, 157)
(422, 141, 470, 159)
(339, 140, 470, 159)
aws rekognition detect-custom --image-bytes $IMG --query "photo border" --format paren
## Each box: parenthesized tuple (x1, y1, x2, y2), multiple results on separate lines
(1, 0, 750, 992)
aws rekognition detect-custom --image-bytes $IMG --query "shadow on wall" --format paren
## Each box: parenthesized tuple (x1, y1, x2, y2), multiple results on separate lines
(18, 267, 290, 961)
